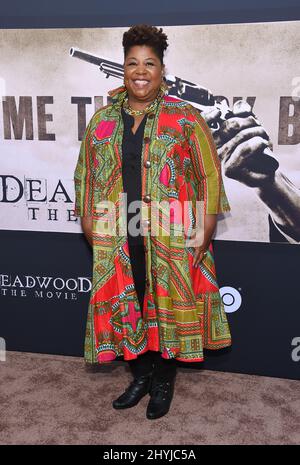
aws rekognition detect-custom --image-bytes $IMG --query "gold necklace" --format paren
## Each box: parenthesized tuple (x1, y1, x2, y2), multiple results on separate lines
(123, 97, 158, 116)
(122, 88, 163, 116)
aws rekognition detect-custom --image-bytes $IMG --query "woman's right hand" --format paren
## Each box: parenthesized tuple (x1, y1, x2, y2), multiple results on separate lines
(81, 216, 93, 247)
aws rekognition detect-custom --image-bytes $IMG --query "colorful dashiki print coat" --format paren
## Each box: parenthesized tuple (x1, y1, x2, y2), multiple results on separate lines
(74, 85, 232, 365)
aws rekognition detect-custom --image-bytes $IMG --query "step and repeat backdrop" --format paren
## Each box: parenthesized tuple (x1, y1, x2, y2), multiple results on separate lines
(0, 22, 299, 379)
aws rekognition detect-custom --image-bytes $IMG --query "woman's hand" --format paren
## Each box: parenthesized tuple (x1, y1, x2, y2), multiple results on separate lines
(81, 216, 93, 247)
(192, 246, 208, 267)
(191, 214, 218, 267)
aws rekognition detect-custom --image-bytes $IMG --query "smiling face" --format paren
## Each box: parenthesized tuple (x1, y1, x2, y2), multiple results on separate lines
(123, 45, 164, 107)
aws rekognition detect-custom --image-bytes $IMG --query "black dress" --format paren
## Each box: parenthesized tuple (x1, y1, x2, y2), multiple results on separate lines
(121, 107, 177, 380)
(121, 107, 147, 313)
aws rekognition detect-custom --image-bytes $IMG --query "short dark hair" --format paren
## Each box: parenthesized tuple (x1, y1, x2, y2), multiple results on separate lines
(122, 24, 168, 64)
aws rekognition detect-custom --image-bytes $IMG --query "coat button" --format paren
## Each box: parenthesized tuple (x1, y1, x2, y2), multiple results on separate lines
(144, 160, 151, 168)
(144, 136, 151, 144)
(148, 113, 155, 119)
(143, 194, 151, 203)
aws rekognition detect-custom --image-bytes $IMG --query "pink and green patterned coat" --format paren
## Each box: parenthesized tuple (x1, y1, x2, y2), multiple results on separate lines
(74, 85, 232, 365)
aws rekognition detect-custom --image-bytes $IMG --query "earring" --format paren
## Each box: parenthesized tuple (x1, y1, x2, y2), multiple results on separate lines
(160, 79, 169, 95)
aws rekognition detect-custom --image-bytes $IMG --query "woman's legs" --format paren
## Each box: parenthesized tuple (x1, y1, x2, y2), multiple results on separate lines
(146, 353, 177, 420)
(128, 351, 154, 378)
(150, 351, 177, 381)
(128, 350, 177, 380)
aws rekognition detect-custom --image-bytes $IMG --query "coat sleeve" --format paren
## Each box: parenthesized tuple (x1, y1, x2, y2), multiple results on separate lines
(187, 105, 231, 214)
(73, 120, 95, 217)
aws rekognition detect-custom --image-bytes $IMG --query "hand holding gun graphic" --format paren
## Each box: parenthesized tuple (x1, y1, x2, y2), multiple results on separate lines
(71, 47, 300, 243)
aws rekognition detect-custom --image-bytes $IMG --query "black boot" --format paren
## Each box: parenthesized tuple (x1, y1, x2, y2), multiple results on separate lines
(146, 375, 176, 419)
(112, 372, 153, 409)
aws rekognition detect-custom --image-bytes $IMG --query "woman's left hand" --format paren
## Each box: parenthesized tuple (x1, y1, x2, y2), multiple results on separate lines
(192, 246, 208, 267)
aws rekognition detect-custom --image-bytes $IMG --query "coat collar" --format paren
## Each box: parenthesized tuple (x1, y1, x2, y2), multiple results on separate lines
(108, 85, 128, 110)
(107, 83, 167, 113)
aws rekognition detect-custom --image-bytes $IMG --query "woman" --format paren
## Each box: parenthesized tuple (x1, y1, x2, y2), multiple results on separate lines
(74, 24, 232, 420)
